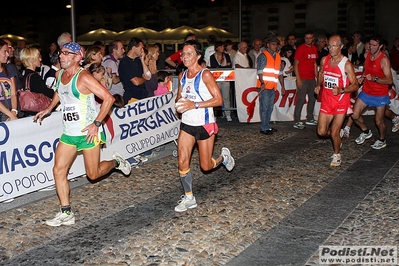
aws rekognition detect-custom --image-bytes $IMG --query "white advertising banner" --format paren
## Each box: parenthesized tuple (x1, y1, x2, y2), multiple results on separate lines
(234, 68, 320, 123)
(234, 68, 261, 123)
(101, 92, 180, 160)
(0, 112, 85, 202)
(0, 92, 180, 202)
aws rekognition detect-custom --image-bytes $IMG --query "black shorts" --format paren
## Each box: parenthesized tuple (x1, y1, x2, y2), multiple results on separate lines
(180, 122, 219, 140)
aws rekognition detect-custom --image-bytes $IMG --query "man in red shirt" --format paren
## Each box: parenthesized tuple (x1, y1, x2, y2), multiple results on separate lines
(315, 35, 359, 166)
(293, 31, 318, 129)
(351, 34, 393, 149)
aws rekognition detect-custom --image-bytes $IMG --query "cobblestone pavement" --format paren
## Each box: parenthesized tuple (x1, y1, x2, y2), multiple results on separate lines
(0, 116, 398, 265)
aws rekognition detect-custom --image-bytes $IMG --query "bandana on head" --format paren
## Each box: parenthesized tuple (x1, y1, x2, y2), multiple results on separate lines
(63, 42, 82, 55)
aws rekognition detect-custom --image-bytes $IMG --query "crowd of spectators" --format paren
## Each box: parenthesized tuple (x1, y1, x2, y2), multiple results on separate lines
(2, 30, 399, 205)
(1, 29, 399, 136)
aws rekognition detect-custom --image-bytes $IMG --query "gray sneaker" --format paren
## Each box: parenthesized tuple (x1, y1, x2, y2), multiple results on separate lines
(221, 147, 235, 171)
(45, 210, 75, 226)
(127, 157, 141, 168)
(293, 122, 306, 129)
(371, 139, 387, 150)
(305, 119, 318, 126)
(355, 130, 372, 144)
(113, 152, 131, 175)
(174, 195, 197, 212)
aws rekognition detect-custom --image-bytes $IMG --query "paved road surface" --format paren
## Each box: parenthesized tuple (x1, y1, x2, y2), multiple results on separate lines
(1, 115, 398, 265)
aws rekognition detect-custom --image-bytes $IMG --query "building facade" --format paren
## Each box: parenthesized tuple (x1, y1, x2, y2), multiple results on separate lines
(1, 0, 398, 50)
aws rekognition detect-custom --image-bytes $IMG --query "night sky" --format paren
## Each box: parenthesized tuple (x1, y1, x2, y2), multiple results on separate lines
(3, 0, 269, 19)
(4, 1, 217, 17)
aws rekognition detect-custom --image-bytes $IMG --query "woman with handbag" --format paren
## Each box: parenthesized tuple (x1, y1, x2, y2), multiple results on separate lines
(19, 47, 54, 117)
(0, 39, 19, 121)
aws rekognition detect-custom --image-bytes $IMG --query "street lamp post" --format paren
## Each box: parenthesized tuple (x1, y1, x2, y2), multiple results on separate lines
(239, 0, 242, 42)
(66, 1, 76, 41)
(70, 0, 76, 41)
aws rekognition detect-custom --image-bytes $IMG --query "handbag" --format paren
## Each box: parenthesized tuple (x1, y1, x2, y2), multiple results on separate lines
(18, 73, 51, 112)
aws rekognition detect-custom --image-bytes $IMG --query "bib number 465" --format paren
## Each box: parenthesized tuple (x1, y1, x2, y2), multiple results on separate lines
(64, 112, 80, 121)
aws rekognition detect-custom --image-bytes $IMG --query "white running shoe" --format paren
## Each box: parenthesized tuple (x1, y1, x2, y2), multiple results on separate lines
(45, 210, 75, 226)
(226, 115, 232, 122)
(340, 128, 350, 138)
(355, 130, 372, 144)
(330, 153, 341, 167)
(221, 147, 235, 171)
(174, 195, 197, 212)
(113, 152, 131, 175)
(135, 155, 149, 163)
(392, 116, 399, 133)
(371, 140, 387, 150)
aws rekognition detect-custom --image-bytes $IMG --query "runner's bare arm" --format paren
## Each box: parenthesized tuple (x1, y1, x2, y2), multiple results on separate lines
(377, 56, 393, 85)
(315, 57, 325, 95)
(344, 60, 360, 94)
(79, 71, 115, 123)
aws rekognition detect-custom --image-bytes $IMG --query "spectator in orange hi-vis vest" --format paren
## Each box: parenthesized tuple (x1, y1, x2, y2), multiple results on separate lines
(256, 35, 285, 135)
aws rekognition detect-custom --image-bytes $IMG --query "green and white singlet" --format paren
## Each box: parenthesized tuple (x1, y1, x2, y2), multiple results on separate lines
(56, 68, 102, 136)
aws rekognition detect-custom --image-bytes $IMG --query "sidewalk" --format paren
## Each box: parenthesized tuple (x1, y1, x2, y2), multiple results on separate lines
(0, 115, 398, 265)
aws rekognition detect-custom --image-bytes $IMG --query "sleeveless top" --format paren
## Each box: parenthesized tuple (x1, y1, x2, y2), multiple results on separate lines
(56, 68, 102, 136)
(180, 68, 216, 126)
(362, 52, 389, 96)
(322, 54, 349, 88)
(322, 54, 350, 102)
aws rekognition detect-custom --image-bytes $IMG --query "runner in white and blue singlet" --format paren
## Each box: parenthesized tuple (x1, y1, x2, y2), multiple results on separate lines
(174, 40, 235, 213)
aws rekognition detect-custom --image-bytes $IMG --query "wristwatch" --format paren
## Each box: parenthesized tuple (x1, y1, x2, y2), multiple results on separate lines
(93, 120, 102, 127)
(374, 76, 379, 82)
(341, 88, 345, 94)
(194, 102, 200, 109)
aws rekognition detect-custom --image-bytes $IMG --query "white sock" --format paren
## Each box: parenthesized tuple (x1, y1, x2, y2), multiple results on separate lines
(344, 126, 351, 132)
(186, 194, 194, 200)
